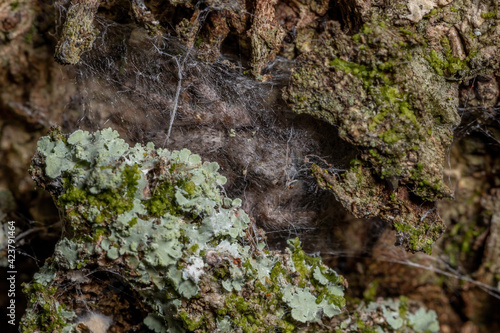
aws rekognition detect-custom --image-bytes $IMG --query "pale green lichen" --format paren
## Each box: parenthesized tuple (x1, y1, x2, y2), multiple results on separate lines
(20, 265, 77, 333)
(24, 128, 347, 332)
(336, 297, 440, 333)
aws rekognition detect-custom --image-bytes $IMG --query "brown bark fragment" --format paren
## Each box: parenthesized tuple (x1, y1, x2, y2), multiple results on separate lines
(54, 0, 101, 65)
(249, 0, 285, 78)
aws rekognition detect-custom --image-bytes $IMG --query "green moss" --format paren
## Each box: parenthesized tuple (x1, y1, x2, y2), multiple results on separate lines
(184, 181, 196, 195)
(426, 49, 445, 76)
(369, 111, 386, 131)
(361, 25, 374, 34)
(329, 52, 419, 137)
(220, 292, 295, 332)
(123, 164, 141, 198)
(145, 179, 179, 217)
(9, 1, 19, 10)
(270, 261, 288, 283)
(481, 11, 497, 19)
(379, 128, 403, 144)
(363, 281, 379, 302)
(20, 272, 76, 332)
(425, 36, 470, 77)
(93, 227, 108, 240)
(58, 174, 137, 227)
(289, 238, 312, 286)
(179, 310, 204, 331)
(394, 221, 433, 254)
(409, 163, 446, 200)
(128, 217, 138, 227)
(399, 27, 414, 36)
(48, 127, 67, 144)
(444, 219, 485, 264)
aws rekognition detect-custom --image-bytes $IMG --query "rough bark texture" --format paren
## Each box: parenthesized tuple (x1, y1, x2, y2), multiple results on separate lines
(0, 0, 499, 332)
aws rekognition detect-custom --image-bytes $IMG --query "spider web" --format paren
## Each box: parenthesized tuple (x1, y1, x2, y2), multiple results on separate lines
(57, 9, 356, 241)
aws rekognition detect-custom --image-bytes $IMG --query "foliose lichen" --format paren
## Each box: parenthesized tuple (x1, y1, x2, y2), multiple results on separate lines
(336, 297, 440, 333)
(20, 266, 77, 333)
(23, 128, 347, 332)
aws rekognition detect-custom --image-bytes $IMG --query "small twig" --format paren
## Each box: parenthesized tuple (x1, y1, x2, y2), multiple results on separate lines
(164, 56, 183, 146)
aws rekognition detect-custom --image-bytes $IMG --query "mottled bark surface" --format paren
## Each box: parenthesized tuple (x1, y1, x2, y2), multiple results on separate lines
(0, 0, 499, 332)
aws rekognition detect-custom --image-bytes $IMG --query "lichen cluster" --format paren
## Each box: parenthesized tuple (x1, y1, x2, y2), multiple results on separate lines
(338, 297, 440, 332)
(23, 128, 346, 332)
